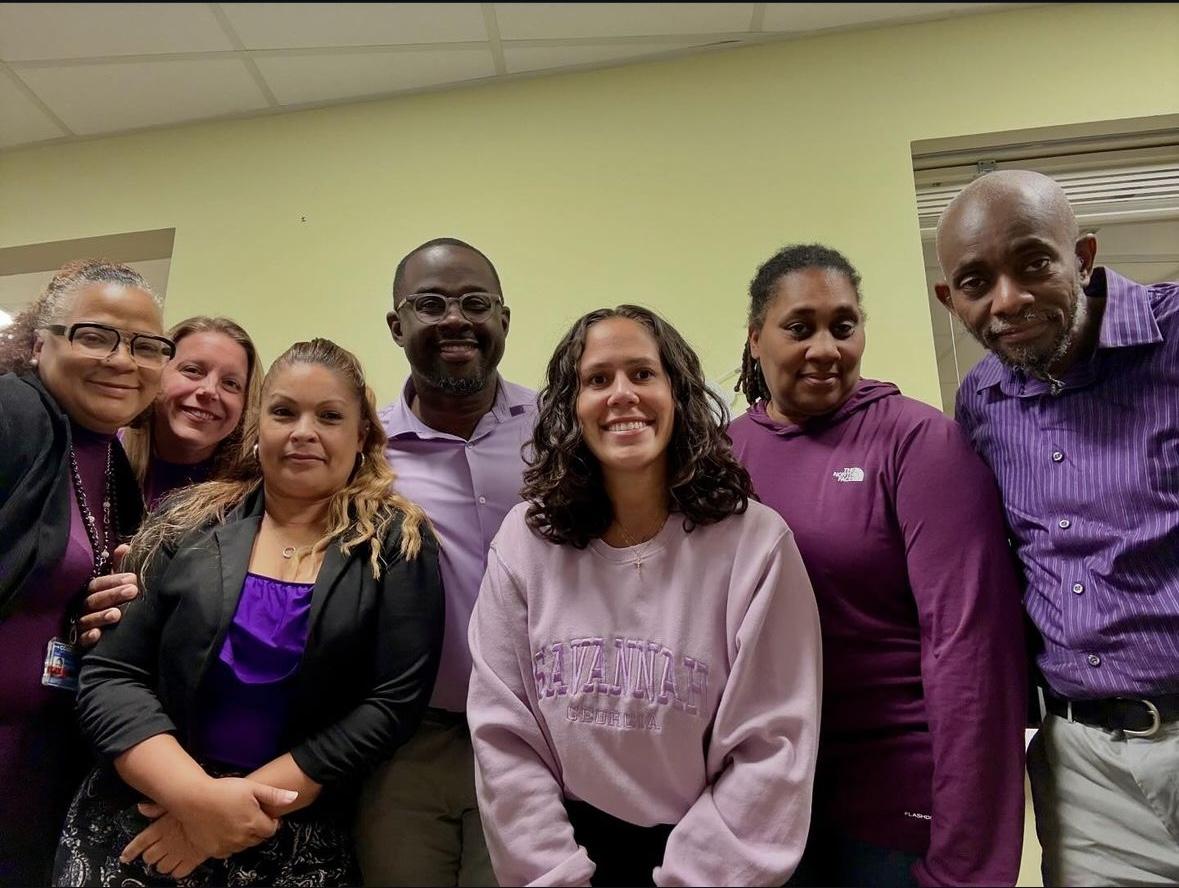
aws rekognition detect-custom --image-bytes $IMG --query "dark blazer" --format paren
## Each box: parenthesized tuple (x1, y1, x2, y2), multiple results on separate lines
(0, 372, 143, 618)
(76, 486, 445, 791)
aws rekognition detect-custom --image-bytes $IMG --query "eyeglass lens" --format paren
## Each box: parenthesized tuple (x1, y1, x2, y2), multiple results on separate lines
(69, 324, 171, 366)
(410, 293, 497, 323)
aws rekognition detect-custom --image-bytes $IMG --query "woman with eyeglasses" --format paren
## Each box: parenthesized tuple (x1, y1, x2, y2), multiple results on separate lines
(0, 258, 172, 887)
(466, 305, 822, 886)
(121, 317, 262, 510)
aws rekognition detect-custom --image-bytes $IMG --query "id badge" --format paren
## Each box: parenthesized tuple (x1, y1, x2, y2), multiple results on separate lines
(42, 636, 81, 692)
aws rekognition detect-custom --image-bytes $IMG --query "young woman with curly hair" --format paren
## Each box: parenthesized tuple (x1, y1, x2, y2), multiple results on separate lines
(53, 338, 445, 886)
(466, 305, 822, 887)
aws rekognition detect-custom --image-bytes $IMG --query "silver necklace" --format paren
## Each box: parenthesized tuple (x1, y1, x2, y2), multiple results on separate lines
(69, 443, 115, 580)
(613, 516, 664, 577)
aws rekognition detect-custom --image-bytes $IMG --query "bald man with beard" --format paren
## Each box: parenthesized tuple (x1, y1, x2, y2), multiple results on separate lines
(934, 170, 1179, 885)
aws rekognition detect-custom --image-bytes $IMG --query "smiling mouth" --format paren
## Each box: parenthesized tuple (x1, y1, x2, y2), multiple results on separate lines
(180, 406, 221, 422)
(90, 380, 137, 394)
(995, 321, 1047, 343)
(604, 420, 652, 432)
(285, 453, 324, 462)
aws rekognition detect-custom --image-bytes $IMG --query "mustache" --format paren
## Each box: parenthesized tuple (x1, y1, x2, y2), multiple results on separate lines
(986, 310, 1043, 338)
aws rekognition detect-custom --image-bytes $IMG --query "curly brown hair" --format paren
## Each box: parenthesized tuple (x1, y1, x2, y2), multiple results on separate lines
(524, 305, 752, 548)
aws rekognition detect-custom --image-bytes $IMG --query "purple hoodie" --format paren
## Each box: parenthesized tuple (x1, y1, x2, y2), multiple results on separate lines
(728, 379, 1026, 887)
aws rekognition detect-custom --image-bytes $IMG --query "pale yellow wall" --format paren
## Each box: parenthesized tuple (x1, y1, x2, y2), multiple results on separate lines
(1, 3, 1177, 406)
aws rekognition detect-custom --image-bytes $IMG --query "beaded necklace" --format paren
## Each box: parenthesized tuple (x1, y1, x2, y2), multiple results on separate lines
(68, 443, 116, 581)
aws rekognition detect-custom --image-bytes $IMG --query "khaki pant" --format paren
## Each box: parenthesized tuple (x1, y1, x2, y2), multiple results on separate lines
(355, 712, 496, 887)
(1028, 713, 1179, 886)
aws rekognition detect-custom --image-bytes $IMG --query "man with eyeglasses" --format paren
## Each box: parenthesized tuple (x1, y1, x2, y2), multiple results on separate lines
(355, 238, 535, 887)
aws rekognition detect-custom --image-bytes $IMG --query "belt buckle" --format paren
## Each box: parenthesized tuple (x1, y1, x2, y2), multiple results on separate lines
(1118, 698, 1162, 738)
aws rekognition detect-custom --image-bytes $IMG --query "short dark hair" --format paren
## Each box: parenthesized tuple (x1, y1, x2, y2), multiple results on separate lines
(391, 237, 502, 303)
(736, 243, 864, 405)
(524, 304, 752, 548)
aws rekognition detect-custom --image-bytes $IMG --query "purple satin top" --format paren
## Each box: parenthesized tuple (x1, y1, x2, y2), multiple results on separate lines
(192, 572, 313, 771)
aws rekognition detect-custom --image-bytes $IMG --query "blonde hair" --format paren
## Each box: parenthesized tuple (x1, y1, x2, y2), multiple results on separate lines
(122, 316, 263, 485)
(126, 338, 428, 579)
(0, 258, 158, 375)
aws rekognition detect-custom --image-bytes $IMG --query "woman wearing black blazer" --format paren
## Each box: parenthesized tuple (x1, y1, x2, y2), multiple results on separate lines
(53, 338, 445, 887)
(0, 260, 167, 887)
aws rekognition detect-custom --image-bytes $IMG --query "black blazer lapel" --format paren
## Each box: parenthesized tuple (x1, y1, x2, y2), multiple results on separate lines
(307, 541, 348, 638)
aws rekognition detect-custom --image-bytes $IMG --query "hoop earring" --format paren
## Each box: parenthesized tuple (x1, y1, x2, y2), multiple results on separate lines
(29, 357, 38, 368)
(252, 443, 259, 459)
(357, 452, 367, 468)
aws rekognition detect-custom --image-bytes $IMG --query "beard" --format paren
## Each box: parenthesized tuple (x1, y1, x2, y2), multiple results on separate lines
(419, 348, 494, 396)
(428, 368, 490, 396)
(973, 295, 1086, 379)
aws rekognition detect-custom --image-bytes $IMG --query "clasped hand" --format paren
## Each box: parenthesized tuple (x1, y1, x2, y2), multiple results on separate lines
(120, 777, 298, 878)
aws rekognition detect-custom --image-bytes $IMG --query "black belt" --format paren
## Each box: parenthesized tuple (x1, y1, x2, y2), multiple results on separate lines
(1043, 689, 1179, 738)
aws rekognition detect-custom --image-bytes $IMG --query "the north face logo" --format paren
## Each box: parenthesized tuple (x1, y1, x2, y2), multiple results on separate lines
(832, 467, 865, 483)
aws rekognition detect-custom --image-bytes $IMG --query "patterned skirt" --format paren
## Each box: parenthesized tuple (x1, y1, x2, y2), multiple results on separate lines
(52, 765, 360, 887)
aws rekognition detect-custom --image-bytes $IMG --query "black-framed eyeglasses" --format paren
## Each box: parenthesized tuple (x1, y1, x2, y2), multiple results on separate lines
(42, 323, 176, 368)
(397, 292, 503, 325)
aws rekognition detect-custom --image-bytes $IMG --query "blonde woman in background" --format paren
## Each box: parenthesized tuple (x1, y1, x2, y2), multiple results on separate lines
(121, 316, 262, 509)
(53, 338, 445, 886)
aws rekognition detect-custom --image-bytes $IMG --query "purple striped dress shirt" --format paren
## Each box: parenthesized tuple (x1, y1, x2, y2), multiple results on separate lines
(956, 267, 1179, 700)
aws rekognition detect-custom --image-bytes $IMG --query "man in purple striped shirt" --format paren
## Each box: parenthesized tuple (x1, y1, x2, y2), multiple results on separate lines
(934, 169, 1179, 886)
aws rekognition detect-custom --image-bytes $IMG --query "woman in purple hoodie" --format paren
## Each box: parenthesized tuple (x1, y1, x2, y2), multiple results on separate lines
(727, 244, 1027, 888)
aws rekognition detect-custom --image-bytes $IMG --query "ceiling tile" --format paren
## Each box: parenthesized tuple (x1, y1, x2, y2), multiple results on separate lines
(0, 3, 234, 62)
(17, 59, 269, 135)
(495, 3, 755, 40)
(220, 3, 488, 49)
(254, 48, 495, 106)
(0, 71, 67, 147)
(760, 3, 1016, 33)
(504, 41, 707, 75)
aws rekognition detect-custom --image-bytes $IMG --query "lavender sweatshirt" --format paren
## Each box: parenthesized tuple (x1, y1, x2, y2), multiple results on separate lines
(728, 380, 1026, 887)
(466, 500, 822, 887)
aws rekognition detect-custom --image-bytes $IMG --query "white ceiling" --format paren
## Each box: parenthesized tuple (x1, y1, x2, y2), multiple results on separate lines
(0, 3, 1029, 150)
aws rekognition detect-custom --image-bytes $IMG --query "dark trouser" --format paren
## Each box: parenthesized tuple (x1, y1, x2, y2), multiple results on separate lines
(563, 799, 673, 888)
(787, 828, 919, 888)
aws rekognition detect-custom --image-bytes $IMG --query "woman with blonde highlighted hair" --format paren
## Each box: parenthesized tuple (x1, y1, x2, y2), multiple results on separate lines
(121, 315, 262, 509)
(54, 338, 445, 886)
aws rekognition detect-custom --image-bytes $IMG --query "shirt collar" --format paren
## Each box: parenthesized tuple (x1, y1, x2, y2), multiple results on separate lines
(385, 374, 519, 441)
(972, 266, 1163, 393)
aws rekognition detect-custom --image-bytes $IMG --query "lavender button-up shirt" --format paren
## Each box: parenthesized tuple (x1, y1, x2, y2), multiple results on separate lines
(956, 268, 1179, 699)
(380, 376, 537, 712)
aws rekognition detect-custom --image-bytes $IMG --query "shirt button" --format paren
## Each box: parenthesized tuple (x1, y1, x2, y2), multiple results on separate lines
(1058, 519, 1071, 529)
(478, 496, 487, 505)
(1051, 451, 1064, 463)
(1072, 583, 1085, 594)
(1087, 654, 1101, 667)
